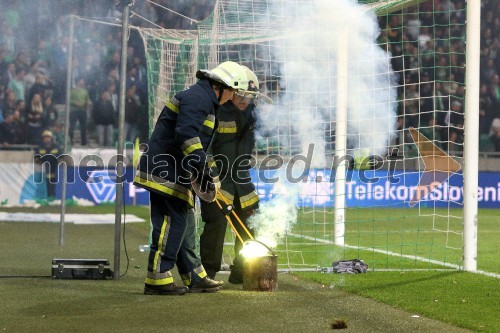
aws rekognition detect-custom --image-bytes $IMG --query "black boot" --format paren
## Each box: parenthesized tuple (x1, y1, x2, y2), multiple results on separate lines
(144, 283, 189, 295)
(188, 277, 223, 293)
(206, 269, 217, 280)
(228, 266, 243, 284)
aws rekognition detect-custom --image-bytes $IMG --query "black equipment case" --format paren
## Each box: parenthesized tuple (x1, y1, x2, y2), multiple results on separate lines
(52, 258, 113, 279)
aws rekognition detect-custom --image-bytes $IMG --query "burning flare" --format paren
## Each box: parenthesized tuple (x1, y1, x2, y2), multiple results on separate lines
(240, 240, 272, 259)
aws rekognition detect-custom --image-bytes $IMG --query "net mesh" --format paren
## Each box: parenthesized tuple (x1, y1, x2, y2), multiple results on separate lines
(139, 0, 466, 271)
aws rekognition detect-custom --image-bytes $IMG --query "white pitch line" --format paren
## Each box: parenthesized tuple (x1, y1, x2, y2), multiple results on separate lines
(0, 212, 144, 224)
(287, 233, 500, 279)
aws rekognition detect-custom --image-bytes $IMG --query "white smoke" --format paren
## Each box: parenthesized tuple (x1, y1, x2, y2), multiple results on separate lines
(257, 0, 397, 160)
(250, 0, 398, 248)
(247, 167, 300, 248)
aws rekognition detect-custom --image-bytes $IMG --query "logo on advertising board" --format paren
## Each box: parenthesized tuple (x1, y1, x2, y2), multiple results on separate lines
(408, 127, 462, 206)
(86, 170, 117, 203)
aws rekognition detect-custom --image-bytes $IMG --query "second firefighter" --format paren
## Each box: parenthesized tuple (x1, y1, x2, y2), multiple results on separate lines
(200, 67, 264, 283)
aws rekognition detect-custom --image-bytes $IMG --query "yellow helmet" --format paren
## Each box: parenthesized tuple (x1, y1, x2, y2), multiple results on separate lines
(235, 66, 273, 104)
(243, 66, 259, 90)
(235, 66, 260, 99)
(196, 61, 248, 90)
(42, 130, 53, 138)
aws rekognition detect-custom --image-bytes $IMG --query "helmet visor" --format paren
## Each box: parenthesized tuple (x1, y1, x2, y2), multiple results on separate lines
(234, 88, 259, 100)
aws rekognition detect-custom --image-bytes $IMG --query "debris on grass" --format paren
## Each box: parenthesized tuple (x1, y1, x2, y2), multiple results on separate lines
(330, 318, 348, 329)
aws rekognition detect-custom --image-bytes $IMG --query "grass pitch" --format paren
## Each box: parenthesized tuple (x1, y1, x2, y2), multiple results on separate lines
(0, 205, 498, 332)
(273, 207, 499, 274)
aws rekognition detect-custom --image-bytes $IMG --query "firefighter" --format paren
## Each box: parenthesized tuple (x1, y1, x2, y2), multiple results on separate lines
(33, 130, 62, 199)
(134, 61, 248, 295)
(199, 67, 263, 283)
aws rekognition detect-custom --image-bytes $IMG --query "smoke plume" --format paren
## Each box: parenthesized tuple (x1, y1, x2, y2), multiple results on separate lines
(250, 0, 398, 248)
(248, 167, 301, 248)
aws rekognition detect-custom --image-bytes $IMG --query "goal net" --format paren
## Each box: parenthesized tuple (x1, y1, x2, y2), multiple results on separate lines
(138, 0, 468, 272)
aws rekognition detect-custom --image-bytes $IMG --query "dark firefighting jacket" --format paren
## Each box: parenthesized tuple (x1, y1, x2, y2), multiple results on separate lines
(133, 79, 218, 207)
(212, 101, 259, 210)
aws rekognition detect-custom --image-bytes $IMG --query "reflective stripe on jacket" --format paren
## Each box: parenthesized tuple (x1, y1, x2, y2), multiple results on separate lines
(134, 79, 219, 206)
(211, 102, 259, 210)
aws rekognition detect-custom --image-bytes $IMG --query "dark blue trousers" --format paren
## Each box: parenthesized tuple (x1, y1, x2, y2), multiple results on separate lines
(145, 192, 206, 286)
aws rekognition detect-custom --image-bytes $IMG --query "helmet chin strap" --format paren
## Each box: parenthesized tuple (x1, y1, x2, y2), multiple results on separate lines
(217, 86, 225, 104)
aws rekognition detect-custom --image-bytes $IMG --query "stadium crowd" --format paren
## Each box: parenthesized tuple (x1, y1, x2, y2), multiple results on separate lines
(0, 0, 499, 152)
(381, 0, 500, 153)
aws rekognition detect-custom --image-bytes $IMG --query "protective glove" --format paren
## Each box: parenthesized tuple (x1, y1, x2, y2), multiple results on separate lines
(196, 163, 215, 193)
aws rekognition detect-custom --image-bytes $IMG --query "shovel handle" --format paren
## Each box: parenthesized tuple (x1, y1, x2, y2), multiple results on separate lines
(216, 191, 254, 240)
(214, 197, 244, 244)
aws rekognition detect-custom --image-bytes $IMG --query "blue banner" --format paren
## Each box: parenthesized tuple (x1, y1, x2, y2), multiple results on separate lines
(56, 167, 500, 208)
(60, 167, 149, 205)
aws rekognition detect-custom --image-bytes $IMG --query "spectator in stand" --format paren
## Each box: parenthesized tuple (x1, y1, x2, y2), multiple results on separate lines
(479, 83, 496, 135)
(0, 100, 23, 146)
(406, 13, 421, 41)
(13, 99, 25, 119)
(69, 77, 90, 146)
(11, 107, 25, 144)
(125, 66, 139, 89)
(1, 62, 16, 91)
(386, 15, 404, 44)
(13, 51, 29, 73)
(53, 35, 69, 74)
(131, 56, 148, 103)
(453, 61, 467, 85)
(26, 94, 45, 144)
(488, 73, 500, 106)
(92, 90, 115, 147)
(51, 121, 65, 147)
(2, 90, 17, 115)
(7, 67, 25, 102)
(420, 116, 442, 149)
(0, 27, 17, 60)
(489, 118, 500, 152)
(105, 50, 121, 75)
(34, 39, 52, 64)
(445, 100, 464, 152)
(402, 82, 420, 128)
(481, 58, 497, 83)
(0, 52, 7, 97)
(43, 95, 58, 131)
(433, 81, 447, 112)
(124, 84, 140, 142)
(99, 68, 120, 104)
(106, 81, 119, 116)
(0, 112, 17, 146)
(126, 46, 135, 69)
(419, 72, 434, 120)
(28, 72, 51, 104)
(0, 45, 9, 70)
(403, 43, 419, 80)
(418, 26, 432, 50)
(434, 56, 450, 82)
(79, 54, 99, 102)
(24, 61, 40, 93)
(102, 34, 121, 61)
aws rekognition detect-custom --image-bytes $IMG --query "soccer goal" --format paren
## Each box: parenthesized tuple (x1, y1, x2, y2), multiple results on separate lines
(137, 0, 479, 272)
